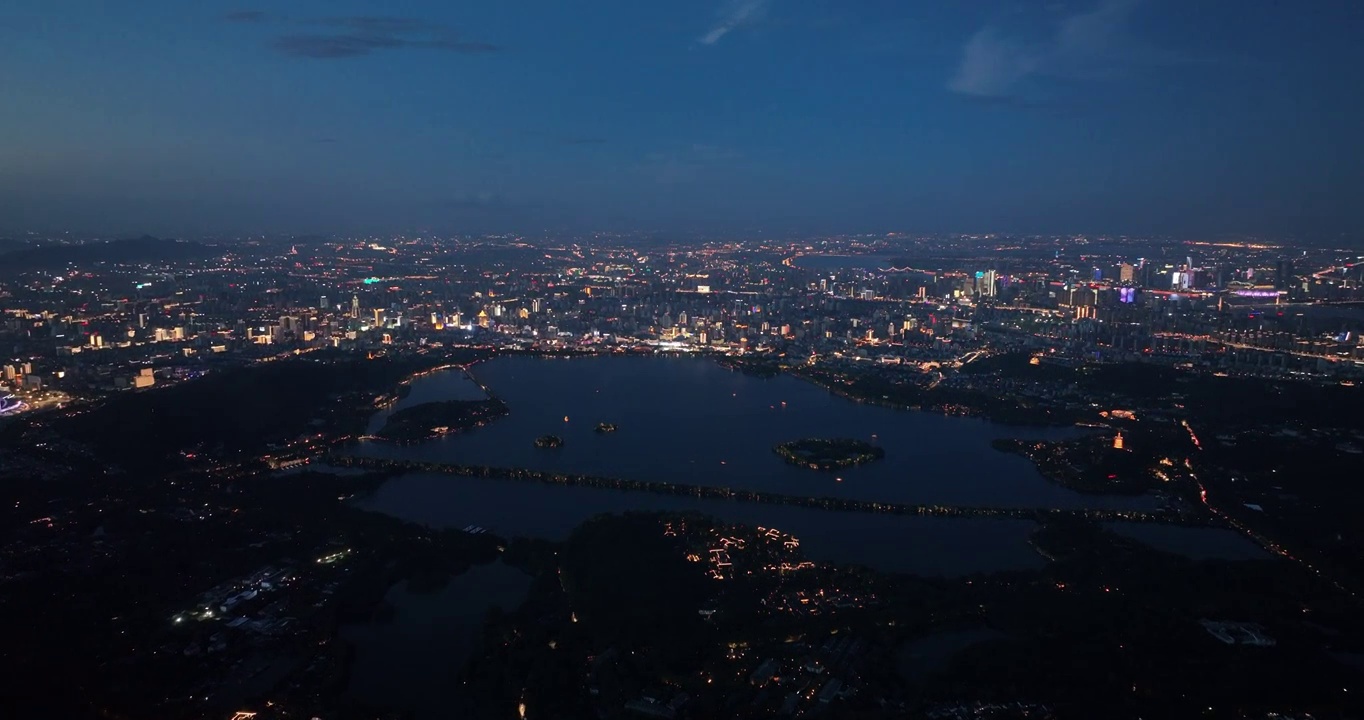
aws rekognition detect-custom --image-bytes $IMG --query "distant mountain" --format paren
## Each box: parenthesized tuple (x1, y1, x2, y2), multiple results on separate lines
(0, 236, 219, 271)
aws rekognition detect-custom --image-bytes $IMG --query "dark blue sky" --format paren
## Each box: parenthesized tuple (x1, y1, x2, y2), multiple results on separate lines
(2, 0, 1361, 237)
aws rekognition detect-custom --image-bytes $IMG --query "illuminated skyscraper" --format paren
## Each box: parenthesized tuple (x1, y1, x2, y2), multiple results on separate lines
(975, 270, 997, 297)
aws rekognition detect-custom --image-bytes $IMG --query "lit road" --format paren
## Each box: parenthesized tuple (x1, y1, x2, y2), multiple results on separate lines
(1183, 421, 1356, 598)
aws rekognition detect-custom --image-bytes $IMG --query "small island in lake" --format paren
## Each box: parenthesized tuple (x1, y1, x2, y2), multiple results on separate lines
(535, 434, 564, 449)
(375, 398, 508, 443)
(773, 437, 884, 471)
(594, 422, 618, 433)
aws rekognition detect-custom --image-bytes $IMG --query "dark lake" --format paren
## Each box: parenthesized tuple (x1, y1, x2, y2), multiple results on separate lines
(340, 561, 531, 719)
(357, 471, 1048, 577)
(340, 355, 1270, 709)
(342, 356, 1277, 572)
(356, 355, 1155, 511)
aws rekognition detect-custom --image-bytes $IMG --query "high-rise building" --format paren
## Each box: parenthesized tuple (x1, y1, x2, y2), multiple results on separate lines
(351, 295, 361, 319)
(976, 270, 998, 298)
(1276, 259, 1295, 290)
(1119, 263, 1135, 284)
(320, 296, 329, 310)
(1138, 261, 1155, 287)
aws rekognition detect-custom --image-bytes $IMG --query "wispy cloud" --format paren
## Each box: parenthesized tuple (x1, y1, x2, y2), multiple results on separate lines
(223, 10, 268, 23)
(521, 131, 607, 147)
(443, 191, 505, 210)
(948, 0, 1170, 100)
(949, 25, 1041, 98)
(699, 0, 769, 46)
(640, 144, 742, 184)
(224, 12, 499, 59)
(312, 16, 435, 35)
(273, 34, 498, 59)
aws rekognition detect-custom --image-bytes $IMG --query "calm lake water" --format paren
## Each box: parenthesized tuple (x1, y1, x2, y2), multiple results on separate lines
(356, 355, 1155, 511)
(358, 471, 1047, 577)
(345, 356, 1273, 571)
(341, 356, 1267, 709)
(340, 561, 531, 719)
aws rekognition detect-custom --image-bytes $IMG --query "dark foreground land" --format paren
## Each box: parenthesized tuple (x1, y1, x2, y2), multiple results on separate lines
(3, 351, 1364, 719)
(458, 512, 1363, 720)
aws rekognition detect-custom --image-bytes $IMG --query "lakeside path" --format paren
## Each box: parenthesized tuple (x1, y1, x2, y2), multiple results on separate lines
(333, 455, 1210, 527)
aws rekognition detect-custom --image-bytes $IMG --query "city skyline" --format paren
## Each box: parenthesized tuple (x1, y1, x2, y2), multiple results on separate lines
(7, 3, 1364, 714)
(2, 0, 1362, 237)
(5, 229, 1364, 718)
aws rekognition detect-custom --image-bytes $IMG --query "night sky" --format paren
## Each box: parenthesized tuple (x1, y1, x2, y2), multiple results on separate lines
(2, 0, 1361, 236)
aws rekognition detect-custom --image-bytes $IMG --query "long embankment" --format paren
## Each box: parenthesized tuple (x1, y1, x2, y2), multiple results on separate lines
(333, 455, 1210, 527)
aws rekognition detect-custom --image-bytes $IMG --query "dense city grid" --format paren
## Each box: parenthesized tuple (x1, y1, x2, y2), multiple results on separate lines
(3, 233, 1364, 719)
